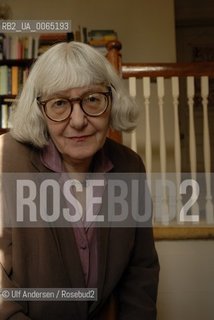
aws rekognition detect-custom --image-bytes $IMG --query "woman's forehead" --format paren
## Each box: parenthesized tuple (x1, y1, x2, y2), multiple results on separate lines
(42, 84, 108, 99)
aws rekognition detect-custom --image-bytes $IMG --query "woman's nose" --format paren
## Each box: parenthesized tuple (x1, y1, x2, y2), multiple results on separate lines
(68, 102, 87, 129)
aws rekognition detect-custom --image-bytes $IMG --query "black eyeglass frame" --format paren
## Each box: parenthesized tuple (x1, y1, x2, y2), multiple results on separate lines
(37, 87, 112, 122)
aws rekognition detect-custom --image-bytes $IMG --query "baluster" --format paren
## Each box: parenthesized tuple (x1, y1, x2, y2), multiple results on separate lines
(157, 77, 167, 174)
(142, 77, 153, 223)
(187, 76, 199, 220)
(171, 77, 183, 222)
(129, 77, 137, 152)
(143, 77, 152, 174)
(201, 76, 214, 223)
(187, 77, 197, 175)
(157, 77, 168, 224)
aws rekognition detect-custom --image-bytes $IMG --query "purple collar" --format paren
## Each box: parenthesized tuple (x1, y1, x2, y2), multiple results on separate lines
(40, 139, 113, 173)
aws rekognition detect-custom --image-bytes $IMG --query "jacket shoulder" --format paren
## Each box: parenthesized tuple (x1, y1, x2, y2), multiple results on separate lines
(0, 133, 37, 172)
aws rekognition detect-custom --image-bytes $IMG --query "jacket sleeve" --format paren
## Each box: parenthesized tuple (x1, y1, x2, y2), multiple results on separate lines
(116, 226, 159, 320)
(0, 136, 31, 319)
(0, 228, 31, 320)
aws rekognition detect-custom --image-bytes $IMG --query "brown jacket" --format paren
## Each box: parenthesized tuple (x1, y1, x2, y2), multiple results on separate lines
(0, 133, 159, 320)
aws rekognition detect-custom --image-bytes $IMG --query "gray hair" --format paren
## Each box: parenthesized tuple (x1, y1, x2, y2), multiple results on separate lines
(10, 41, 138, 148)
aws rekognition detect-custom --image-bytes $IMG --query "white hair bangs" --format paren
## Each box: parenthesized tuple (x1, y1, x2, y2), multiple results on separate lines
(33, 42, 111, 98)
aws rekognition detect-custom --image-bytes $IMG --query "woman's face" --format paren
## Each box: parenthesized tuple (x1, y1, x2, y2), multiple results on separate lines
(42, 84, 111, 170)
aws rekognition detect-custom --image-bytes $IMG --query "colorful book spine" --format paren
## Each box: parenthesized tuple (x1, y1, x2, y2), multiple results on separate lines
(0, 65, 30, 96)
(0, 65, 8, 94)
(11, 66, 18, 95)
(7, 67, 12, 94)
(2, 35, 40, 59)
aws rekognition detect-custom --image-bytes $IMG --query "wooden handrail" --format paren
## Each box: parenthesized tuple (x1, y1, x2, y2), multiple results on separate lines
(122, 62, 214, 78)
(105, 40, 214, 78)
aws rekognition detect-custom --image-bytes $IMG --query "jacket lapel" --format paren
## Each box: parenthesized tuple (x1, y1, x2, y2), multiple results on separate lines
(89, 226, 110, 315)
(30, 148, 111, 318)
(30, 147, 52, 172)
(51, 227, 88, 319)
(30, 148, 88, 319)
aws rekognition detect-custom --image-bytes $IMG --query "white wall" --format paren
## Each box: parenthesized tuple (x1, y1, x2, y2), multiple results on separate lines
(156, 240, 214, 320)
(6, 0, 176, 62)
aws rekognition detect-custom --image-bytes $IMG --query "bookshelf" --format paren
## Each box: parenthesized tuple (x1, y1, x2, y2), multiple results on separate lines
(0, 58, 33, 131)
(0, 33, 72, 132)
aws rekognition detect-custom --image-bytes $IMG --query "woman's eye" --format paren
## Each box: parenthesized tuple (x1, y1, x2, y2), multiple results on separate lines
(86, 95, 100, 103)
(54, 99, 67, 106)
(50, 99, 69, 109)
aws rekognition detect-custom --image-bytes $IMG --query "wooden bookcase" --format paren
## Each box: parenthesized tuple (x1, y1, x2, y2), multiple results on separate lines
(0, 59, 33, 133)
(0, 33, 72, 133)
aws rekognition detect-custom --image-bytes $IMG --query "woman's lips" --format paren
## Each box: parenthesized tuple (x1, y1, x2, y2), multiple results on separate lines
(68, 134, 93, 141)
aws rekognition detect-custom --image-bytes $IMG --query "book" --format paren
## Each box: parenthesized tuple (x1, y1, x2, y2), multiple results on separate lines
(7, 67, 12, 94)
(0, 33, 5, 60)
(10, 36, 20, 59)
(32, 36, 39, 58)
(11, 66, 19, 95)
(3, 36, 11, 59)
(0, 65, 8, 94)
(87, 29, 118, 55)
(2, 35, 39, 59)
(88, 29, 117, 46)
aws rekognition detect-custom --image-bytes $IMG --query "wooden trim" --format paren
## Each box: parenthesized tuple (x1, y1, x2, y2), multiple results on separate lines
(176, 18, 214, 28)
(0, 59, 34, 67)
(0, 128, 9, 135)
(122, 62, 214, 78)
(154, 226, 214, 241)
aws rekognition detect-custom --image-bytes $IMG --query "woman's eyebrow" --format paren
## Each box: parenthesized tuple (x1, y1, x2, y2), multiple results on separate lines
(46, 86, 107, 98)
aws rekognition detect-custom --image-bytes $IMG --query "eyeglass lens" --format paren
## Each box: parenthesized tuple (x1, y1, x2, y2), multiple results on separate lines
(45, 92, 109, 121)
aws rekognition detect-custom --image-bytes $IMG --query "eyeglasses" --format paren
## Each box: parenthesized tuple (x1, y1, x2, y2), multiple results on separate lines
(37, 88, 112, 122)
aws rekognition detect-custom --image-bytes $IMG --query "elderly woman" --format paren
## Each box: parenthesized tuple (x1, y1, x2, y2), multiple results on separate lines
(0, 41, 159, 320)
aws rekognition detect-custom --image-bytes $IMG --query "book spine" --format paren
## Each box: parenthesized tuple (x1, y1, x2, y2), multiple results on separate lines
(0, 65, 8, 94)
(11, 66, 18, 95)
(7, 67, 12, 95)
(0, 34, 4, 60)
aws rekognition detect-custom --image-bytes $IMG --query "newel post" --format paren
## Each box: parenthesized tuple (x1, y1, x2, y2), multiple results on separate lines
(106, 40, 123, 143)
(106, 40, 122, 75)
